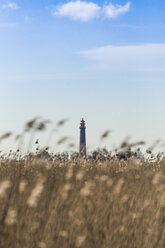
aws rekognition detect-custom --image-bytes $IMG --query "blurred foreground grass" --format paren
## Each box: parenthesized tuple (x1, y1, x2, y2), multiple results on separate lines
(0, 157, 165, 248)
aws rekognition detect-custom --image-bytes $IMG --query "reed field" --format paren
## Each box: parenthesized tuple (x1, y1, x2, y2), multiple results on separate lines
(0, 155, 165, 248)
(0, 118, 165, 248)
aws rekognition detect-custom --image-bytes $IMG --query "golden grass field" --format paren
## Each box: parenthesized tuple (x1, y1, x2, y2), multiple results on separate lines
(0, 155, 165, 248)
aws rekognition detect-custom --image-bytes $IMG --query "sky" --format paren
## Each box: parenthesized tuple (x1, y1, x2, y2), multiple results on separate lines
(0, 0, 165, 153)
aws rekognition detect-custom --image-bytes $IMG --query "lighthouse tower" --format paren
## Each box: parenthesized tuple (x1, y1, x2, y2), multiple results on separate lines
(79, 119, 86, 157)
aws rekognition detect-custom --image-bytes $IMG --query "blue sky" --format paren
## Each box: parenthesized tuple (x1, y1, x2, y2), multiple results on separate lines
(0, 0, 165, 153)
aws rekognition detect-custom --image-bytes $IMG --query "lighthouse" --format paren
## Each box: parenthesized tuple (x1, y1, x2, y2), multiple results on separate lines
(79, 119, 86, 157)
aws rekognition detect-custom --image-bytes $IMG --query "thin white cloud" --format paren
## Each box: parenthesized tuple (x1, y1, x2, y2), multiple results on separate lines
(54, 1, 130, 22)
(80, 44, 165, 71)
(2, 2, 19, 10)
(103, 2, 131, 19)
(54, 0, 100, 21)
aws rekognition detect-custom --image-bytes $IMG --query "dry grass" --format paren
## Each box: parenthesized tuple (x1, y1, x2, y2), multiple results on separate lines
(0, 156, 165, 248)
